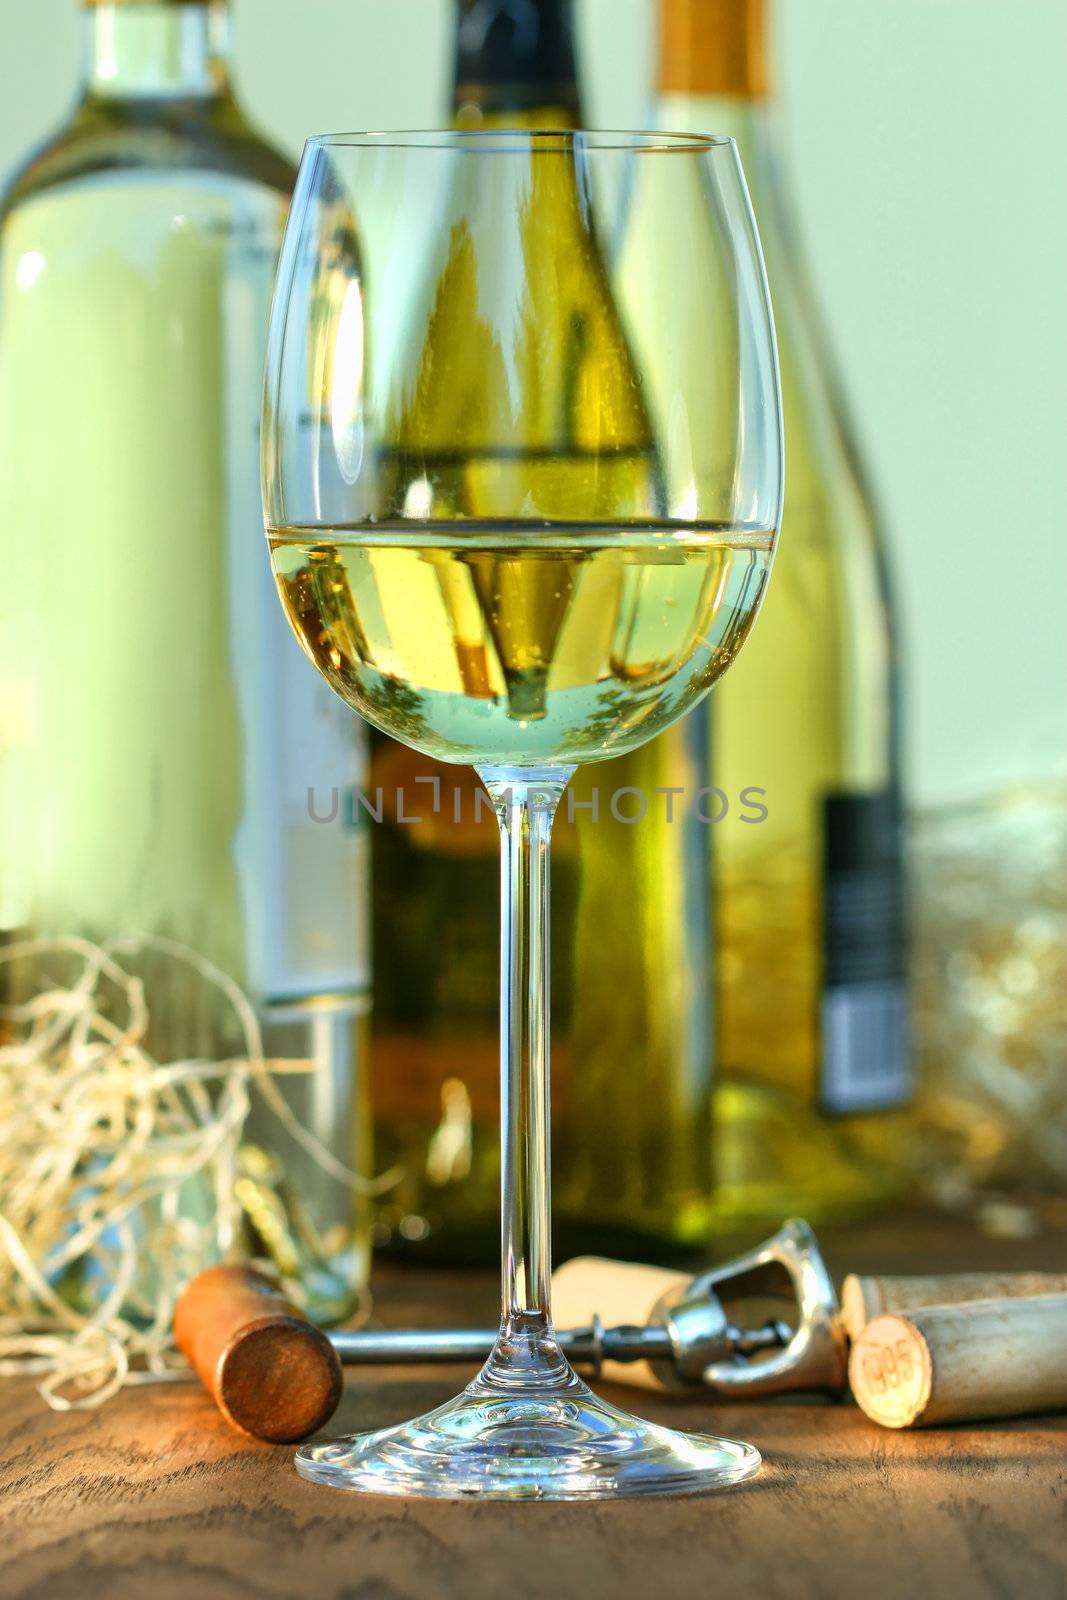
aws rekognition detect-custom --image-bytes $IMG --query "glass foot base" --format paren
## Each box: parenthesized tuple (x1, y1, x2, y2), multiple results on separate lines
(295, 1371, 760, 1501)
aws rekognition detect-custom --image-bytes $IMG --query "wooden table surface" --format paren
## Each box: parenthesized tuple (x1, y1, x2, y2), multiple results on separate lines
(2, 1216, 1065, 1600)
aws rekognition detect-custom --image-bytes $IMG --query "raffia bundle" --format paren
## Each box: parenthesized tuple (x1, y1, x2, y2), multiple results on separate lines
(0, 934, 388, 1411)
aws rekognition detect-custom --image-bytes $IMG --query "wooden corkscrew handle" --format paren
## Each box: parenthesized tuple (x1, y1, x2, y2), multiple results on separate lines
(173, 1265, 343, 1443)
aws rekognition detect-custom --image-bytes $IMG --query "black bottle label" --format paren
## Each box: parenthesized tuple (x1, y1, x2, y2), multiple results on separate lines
(820, 790, 910, 1113)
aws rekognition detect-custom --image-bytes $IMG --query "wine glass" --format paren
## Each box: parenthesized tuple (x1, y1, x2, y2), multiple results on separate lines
(262, 129, 782, 1500)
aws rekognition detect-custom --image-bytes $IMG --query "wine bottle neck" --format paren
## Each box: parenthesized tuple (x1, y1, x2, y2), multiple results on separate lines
(659, 0, 769, 103)
(659, 93, 767, 157)
(82, 1, 233, 101)
(659, 91, 778, 235)
(453, 0, 581, 124)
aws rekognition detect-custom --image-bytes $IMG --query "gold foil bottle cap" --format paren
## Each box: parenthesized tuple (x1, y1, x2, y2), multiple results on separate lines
(659, 0, 770, 101)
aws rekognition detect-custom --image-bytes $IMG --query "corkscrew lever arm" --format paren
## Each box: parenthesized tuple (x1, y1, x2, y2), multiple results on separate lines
(649, 1218, 848, 1397)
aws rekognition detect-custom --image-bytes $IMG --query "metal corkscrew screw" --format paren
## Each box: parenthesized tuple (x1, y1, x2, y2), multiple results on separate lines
(330, 1312, 793, 1377)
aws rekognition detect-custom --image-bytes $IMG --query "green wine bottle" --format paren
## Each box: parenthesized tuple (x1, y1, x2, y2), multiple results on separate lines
(370, 0, 718, 1264)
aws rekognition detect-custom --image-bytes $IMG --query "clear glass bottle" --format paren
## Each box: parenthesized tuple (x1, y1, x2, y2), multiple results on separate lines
(0, 0, 372, 1316)
(369, 0, 717, 1264)
(629, 0, 909, 1225)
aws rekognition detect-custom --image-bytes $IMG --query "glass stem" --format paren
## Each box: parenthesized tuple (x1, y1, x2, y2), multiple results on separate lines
(477, 764, 576, 1389)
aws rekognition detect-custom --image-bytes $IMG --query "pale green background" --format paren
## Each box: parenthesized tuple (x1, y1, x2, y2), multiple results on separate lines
(2, 0, 1065, 808)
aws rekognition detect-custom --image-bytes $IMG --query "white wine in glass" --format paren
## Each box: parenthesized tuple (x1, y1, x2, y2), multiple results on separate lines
(270, 523, 772, 765)
(262, 130, 783, 1500)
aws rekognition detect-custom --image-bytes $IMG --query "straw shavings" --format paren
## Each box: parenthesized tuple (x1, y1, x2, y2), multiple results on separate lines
(0, 934, 391, 1411)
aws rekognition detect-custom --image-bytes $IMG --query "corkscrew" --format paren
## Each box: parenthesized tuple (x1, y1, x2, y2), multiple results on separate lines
(175, 1219, 848, 1441)
(331, 1220, 845, 1396)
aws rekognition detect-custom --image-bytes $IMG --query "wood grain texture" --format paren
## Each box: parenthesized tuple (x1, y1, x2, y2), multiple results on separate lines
(1, 1215, 1065, 1600)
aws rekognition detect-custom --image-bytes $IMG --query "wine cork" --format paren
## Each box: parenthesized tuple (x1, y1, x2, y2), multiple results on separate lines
(552, 1256, 689, 1389)
(850, 1295, 1067, 1428)
(174, 1264, 343, 1443)
(840, 1271, 1067, 1341)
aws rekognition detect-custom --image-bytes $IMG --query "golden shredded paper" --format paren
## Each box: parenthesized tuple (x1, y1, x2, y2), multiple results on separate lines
(0, 934, 393, 1411)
